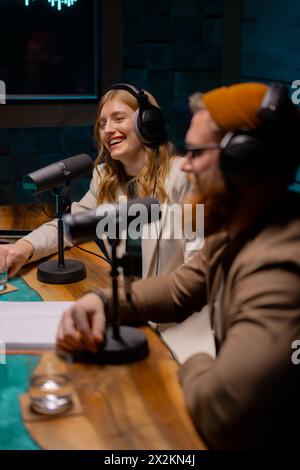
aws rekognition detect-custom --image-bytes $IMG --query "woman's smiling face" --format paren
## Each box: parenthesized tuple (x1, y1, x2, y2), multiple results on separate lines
(99, 98, 144, 165)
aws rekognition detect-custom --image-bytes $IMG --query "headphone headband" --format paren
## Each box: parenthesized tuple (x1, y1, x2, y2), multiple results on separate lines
(109, 83, 140, 99)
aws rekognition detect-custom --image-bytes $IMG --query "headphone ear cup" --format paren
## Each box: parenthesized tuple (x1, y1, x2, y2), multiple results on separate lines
(220, 133, 273, 186)
(133, 107, 166, 146)
(108, 84, 167, 147)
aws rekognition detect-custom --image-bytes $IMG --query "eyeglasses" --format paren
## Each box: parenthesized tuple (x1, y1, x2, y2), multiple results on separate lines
(185, 144, 220, 159)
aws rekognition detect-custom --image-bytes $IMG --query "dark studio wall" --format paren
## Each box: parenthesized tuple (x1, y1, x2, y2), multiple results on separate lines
(0, 0, 299, 205)
(0, 125, 97, 204)
(122, 0, 223, 147)
(121, 0, 300, 188)
(241, 0, 300, 84)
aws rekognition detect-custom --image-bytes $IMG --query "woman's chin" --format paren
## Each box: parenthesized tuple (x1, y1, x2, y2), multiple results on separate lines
(110, 151, 125, 162)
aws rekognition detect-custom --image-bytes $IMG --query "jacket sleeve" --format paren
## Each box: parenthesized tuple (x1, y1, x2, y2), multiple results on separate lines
(96, 248, 208, 324)
(22, 166, 101, 262)
(179, 263, 300, 449)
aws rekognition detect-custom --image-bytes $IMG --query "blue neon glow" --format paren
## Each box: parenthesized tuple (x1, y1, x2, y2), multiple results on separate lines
(25, 0, 78, 11)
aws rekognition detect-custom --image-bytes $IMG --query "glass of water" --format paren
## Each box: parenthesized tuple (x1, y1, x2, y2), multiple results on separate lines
(0, 253, 7, 292)
(29, 373, 73, 415)
(28, 353, 74, 415)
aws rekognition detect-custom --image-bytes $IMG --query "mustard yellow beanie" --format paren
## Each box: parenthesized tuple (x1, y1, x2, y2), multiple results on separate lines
(202, 82, 269, 131)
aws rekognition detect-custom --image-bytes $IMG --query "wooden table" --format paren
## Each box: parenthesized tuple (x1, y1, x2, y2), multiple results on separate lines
(0, 204, 206, 450)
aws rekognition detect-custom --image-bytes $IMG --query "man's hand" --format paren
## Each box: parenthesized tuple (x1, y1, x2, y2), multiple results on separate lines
(56, 293, 106, 353)
(0, 239, 34, 278)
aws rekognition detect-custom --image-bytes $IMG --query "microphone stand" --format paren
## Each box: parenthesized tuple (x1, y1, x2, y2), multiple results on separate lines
(37, 184, 86, 284)
(74, 234, 149, 365)
(96, 235, 149, 364)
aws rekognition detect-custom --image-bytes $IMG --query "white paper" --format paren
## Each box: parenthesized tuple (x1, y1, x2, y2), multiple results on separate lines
(0, 302, 74, 350)
(159, 306, 216, 364)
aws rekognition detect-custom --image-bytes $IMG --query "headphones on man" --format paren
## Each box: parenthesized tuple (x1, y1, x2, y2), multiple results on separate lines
(219, 83, 293, 186)
(107, 83, 167, 148)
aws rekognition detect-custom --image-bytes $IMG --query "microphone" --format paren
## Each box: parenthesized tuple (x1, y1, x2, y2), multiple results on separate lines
(64, 197, 161, 244)
(22, 154, 93, 285)
(23, 154, 93, 196)
(66, 197, 162, 365)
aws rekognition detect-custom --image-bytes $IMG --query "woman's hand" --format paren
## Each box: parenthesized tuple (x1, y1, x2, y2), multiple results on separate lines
(0, 239, 34, 278)
(56, 293, 106, 353)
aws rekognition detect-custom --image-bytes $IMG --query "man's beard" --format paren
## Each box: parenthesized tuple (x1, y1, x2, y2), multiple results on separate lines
(183, 171, 235, 236)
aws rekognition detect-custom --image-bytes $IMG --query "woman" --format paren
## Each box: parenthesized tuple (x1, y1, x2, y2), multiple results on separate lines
(2, 84, 213, 362)
(0, 84, 194, 280)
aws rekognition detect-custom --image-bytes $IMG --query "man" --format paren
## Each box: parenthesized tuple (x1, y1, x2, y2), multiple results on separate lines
(56, 83, 300, 448)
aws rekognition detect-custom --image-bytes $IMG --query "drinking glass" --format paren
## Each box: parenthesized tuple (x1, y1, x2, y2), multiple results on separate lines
(0, 253, 7, 292)
(28, 353, 73, 415)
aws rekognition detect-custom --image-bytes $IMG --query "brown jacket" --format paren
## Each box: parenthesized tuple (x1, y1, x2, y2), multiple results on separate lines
(98, 191, 300, 448)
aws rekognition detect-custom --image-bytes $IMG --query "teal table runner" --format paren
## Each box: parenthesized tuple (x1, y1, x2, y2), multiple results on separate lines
(1, 276, 43, 302)
(0, 276, 42, 450)
(0, 355, 40, 450)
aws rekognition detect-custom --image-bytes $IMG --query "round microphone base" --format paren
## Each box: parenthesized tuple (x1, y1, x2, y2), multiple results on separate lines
(37, 259, 86, 284)
(72, 326, 149, 365)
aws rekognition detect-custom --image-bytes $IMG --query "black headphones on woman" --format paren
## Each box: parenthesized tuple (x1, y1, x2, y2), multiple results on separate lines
(107, 83, 167, 148)
(106, 83, 165, 276)
(219, 83, 295, 186)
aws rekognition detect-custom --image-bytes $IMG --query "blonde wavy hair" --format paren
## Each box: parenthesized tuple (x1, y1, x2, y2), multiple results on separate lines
(94, 88, 177, 204)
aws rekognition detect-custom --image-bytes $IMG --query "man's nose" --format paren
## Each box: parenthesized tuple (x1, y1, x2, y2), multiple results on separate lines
(181, 153, 194, 173)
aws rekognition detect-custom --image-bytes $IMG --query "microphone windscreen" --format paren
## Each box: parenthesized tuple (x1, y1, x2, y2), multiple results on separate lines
(64, 197, 161, 244)
(64, 210, 100, 244)
(23, 154, 93, 196)
(62, 154, 93, 181)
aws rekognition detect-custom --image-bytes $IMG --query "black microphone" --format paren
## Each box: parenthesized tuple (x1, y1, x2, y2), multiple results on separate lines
(23, 154, 93, 196)
(67, 197, 161, 365)
(64, 197, 161, 244)
(22, 154, 93, 285)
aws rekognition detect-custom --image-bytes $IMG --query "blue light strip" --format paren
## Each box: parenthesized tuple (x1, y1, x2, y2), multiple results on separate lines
(25, 0, 78, 10)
